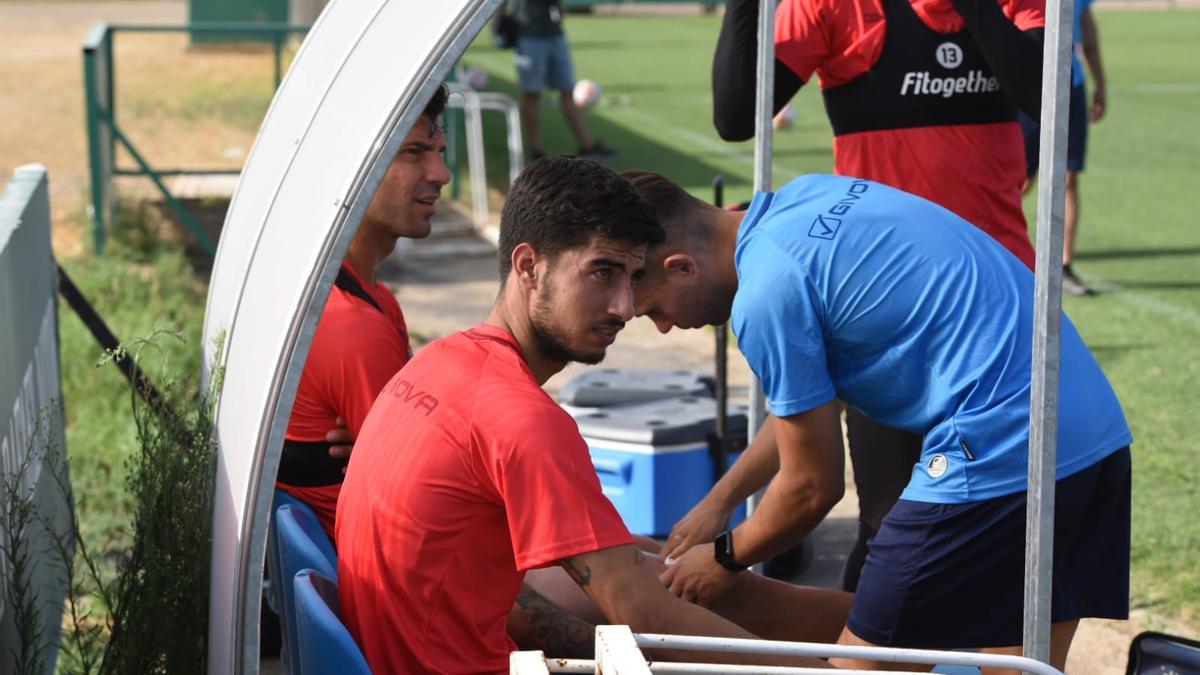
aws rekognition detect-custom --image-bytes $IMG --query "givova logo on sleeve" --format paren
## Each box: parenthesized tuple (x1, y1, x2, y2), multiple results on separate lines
(809, 180, 870, 240)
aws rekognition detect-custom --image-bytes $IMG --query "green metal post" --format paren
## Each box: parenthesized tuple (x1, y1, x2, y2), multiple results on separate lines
(105, 31, 116, 168)
(272, 31, 283, 89)
(448, 106, 462, 200)
(108, 120, 219, 257)
(83, 27, 108, 254)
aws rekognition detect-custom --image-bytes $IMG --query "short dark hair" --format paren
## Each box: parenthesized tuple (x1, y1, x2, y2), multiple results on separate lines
(499, 157, 663, 280)
(422, 83, 449, 122)
(621, 170, 718, 249)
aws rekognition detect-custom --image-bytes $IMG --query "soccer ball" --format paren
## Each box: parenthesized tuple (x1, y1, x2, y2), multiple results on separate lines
(773, 103, 796, 130)
(573, 79, 603, 109)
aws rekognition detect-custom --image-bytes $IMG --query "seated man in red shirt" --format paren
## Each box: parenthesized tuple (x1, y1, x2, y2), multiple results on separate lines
(275, 86, 450, 539)
(336, 157, 848, 674)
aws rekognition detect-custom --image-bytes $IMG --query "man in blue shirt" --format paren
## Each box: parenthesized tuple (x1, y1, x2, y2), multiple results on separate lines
(627, 170, 1131, 670)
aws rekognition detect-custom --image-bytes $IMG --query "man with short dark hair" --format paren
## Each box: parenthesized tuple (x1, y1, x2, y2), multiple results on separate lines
(628, 169, 1132, 671)
(276, 86, 450, 539)
(335, 157, 843, 674)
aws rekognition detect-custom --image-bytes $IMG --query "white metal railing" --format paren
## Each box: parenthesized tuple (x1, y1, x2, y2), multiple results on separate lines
(511, 626, 1065, 675)
(447, 87, 524, 233)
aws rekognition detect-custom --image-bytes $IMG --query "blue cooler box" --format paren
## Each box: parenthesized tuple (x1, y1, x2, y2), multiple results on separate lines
(570, 396, 748, 537)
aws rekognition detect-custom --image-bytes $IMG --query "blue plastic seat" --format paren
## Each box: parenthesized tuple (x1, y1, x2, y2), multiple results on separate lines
(294, 569, 371, 675)
(266, 489, 309, 614)
(276, 503, 339, 673)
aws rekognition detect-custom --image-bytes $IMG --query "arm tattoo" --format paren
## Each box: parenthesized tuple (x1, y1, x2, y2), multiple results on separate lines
(514, 584, 595, 659)
(562, 558, 592, 587)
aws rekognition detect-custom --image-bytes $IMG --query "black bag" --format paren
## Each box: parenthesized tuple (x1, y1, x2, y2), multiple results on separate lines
(1126, 631, 1200, 674)
(493, 14, 519, 50)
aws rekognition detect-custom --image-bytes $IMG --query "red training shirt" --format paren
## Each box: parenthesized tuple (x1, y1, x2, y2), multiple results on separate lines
(336, 323, 632, 675)
(775, 0, 1044, 267)
(278, 262, 411, 538)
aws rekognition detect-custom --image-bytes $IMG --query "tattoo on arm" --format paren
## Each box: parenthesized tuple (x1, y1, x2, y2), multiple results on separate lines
(514, 584, 595, 659)
(562, 557, 592, 587)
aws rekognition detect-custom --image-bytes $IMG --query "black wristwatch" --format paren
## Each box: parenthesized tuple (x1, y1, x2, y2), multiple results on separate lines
(713, 529, 748, 572)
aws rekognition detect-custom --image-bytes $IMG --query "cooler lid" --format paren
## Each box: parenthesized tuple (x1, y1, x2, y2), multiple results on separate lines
(570, 396, 749, 445)
(558, 367, 716, 408)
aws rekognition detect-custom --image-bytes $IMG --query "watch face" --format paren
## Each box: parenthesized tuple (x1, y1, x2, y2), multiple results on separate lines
(714, 530, 743, 571)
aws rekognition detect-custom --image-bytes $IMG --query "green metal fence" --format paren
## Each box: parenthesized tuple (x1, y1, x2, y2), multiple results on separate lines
(83, 22, 309, 257)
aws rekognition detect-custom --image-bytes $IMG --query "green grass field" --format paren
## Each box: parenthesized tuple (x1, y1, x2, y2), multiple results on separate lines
(54, 6, 1198, 632)
(458, 8, 1200, 620)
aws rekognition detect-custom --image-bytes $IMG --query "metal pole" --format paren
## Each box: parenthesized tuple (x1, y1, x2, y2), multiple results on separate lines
(272, 31, 283, 89)
(1024, 0, 1074, 666)
(713, 175, 729, 479)
(744, 0, 775, 550)
(83, 36, 106, 253)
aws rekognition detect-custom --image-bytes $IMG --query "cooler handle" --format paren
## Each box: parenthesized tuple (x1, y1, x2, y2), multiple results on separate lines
(592, 457, 633, 486)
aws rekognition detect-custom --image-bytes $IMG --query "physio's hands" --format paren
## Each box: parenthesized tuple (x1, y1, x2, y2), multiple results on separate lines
(659, 496, 731, 560)
(659, 543, 738, 607)
(326, 417, 354, 472)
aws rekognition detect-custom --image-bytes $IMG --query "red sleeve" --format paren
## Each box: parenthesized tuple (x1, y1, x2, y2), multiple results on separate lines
(488, 406, 632, 571)
(316, 305, 410, 437)
(774, 0, 832, 83)
(1004, 0, 1045, 31)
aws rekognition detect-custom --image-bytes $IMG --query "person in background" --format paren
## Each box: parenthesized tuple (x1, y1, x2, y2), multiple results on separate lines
(275, 86, 450, 540)
(708, 0, 1048, 593)
(1019, 0, 1107, 296)
(507, 0, 617, 161)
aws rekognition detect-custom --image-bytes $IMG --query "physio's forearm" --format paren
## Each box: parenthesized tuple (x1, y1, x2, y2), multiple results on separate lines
(732, 469, 838, 565)
(708, 419, 779, 511)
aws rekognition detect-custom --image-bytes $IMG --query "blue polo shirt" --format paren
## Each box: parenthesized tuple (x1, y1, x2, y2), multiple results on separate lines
(731, 175, 1131, 503)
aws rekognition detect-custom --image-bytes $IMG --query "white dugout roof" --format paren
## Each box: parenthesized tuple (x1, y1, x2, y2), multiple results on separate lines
(201, 0, 1076, 671)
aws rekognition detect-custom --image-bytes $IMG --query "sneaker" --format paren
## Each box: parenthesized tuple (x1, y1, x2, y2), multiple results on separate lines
(579, 141, 618, 162)
(1062, 264, 1093, 296)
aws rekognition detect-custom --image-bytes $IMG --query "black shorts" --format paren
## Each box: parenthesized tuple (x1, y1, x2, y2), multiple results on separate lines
(1020, 82, 1089, 177)
(847, 447, 1131, 649)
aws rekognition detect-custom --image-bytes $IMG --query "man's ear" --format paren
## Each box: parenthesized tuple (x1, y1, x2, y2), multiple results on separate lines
(512, 242, 541, 291)
(663, 253, 700, 280)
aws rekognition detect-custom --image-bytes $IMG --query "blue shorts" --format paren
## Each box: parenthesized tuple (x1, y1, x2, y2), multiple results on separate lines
(515, 35, 575, 93)
(1020, 82, 1089, 177)
(847, 446, 1130, 649)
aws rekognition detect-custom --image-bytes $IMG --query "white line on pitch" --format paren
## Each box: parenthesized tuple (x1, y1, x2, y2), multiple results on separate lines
(1113, 83, 1200, 94)
(1082, 274, 1200, 332)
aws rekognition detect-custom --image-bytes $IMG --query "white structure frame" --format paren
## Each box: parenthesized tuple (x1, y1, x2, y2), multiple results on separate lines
(203, 0, 1077, 671)
(447, 88, 524, 234)
(509, 627, 1065, 674)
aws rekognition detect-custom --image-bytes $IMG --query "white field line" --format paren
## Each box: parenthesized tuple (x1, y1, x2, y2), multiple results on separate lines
(465, 50, 814, 179)
(1082, 273, 1200, 331)
(614, 105, 812, 180)
(1114, 83, 1200, 94)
